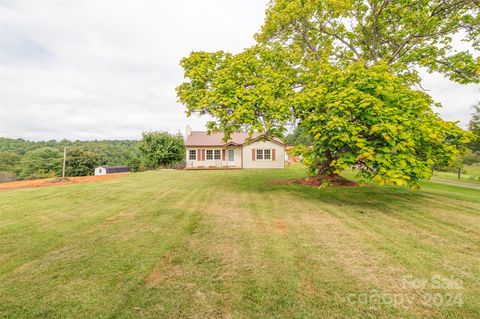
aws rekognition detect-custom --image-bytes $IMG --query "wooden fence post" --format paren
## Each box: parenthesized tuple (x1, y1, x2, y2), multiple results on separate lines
(62, 146, 66, 179)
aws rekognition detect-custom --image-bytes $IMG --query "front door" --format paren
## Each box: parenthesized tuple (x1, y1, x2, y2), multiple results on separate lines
(227, 149, 235, 166)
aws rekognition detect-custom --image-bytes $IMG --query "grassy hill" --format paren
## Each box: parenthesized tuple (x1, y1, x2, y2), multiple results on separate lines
(0, 166, 479, 318)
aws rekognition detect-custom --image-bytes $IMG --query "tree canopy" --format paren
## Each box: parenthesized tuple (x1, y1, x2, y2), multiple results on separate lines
(0, 152, 21, 175)
(469, 102, 480, 153)
(177, 0, 478, 186)
(258, 0, 479, 84)
(138, 131, 185, 168)
(65, 148, 99, 177)
(285, 126, 313, 146)
(0, 138, 142, 180)
(294, 62, 470, 185)
(178, 46, 297, 139)
(20, 147, 62, 179)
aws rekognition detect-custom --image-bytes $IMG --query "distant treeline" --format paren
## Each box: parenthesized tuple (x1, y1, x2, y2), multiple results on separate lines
(0, 138, 142, 182)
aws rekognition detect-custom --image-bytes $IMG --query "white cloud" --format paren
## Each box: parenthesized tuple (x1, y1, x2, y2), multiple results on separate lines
(420, 71, 479, 126)
(0, 0, 267, 140)
(0, 0, 478, 141)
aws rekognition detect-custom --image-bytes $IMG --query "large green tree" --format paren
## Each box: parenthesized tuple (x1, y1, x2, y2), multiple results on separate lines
(65, 148, 99, 177)
(469, 102, 480, 153)
(138, 131, 185, 168)
(177, 0, 478, 186)
(294, 62, 470, 184)
(0, 152, 21, 175)
(285, 126, 313, 146)
(20, 147, 62, 179)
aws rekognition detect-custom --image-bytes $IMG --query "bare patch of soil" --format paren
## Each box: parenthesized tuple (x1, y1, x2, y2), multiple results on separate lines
(145, 252, 183, 286)
(268, 174, 359, 187)
(273, 218, 289, 235)
(0, 173, 128, 191)
(50, 177, 71, 183)
(251, 215, 289, 235)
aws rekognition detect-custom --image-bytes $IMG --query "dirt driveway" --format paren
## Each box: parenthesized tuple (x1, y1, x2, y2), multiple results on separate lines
(0, 173, 128, 191)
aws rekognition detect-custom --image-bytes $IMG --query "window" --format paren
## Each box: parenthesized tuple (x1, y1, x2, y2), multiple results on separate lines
(256, 149, 263, 160)
(206, 150, 213, 160)
(189, 150, 196, 160)
(214, 150, 221, 160)
(264, 149, 271, 160)
(256, 149, 272, 160)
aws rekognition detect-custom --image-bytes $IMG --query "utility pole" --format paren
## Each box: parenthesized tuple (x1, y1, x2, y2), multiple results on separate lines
(62, 146, 66, 179)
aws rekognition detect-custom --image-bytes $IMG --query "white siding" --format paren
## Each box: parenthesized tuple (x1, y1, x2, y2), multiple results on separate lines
(94, 167, 107, 176)
(242, 140, 285, 169)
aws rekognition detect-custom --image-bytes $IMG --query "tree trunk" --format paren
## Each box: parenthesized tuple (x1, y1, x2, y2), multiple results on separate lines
(316, 150, 335, 179)
(312, 151, 358, 186)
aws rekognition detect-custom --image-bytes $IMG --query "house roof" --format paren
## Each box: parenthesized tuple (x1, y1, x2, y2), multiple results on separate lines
(185, 131, 284, 147)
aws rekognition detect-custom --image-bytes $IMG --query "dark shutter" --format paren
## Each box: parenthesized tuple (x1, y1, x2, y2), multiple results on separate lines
(252, 149, 256, 161)
(222, 149, 225, 161)
(197, 149, 201, 161)
(272, 149, 276, 161)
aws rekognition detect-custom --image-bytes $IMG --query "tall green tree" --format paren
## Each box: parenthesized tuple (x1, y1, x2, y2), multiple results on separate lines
(285, 126, 313, 146)
(177, 0, 478, 186)
(20, 147, 62, 179)
(65, 148, 99, 177)
(294, 62, 470, 184)
(469, 102, 480, 153)
(0, 152, 21, 174)
(138, 131, 185, 168)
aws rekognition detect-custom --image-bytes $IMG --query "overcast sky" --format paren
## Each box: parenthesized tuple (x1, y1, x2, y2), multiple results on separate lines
(0, 0, 478, 141)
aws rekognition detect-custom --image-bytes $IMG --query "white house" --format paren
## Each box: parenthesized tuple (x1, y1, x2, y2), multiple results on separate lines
(94, 165, 131, 176)
(184, 126, 285, 169)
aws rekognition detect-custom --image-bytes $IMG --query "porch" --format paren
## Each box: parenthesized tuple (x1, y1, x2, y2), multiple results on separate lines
(185, 147, 242, 169)
(184, 166, 242, 170)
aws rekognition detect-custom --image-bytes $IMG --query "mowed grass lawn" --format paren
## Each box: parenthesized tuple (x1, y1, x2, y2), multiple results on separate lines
(433, 164, 480, 185)
(1, 166, 479, 319)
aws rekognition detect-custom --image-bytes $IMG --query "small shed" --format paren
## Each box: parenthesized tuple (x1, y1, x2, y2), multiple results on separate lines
(94, 165, 130, 176)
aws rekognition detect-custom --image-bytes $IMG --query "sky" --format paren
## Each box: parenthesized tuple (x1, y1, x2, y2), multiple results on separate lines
(0, 0, 478, 141)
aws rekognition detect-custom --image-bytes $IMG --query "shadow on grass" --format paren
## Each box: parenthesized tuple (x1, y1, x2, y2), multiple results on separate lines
(231, 170, 427, 213)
